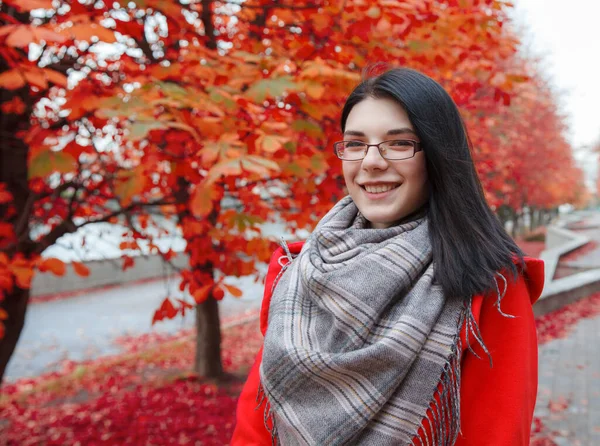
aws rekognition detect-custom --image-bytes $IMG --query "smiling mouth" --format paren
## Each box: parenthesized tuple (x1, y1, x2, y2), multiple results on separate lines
(360, 184, 401, 194)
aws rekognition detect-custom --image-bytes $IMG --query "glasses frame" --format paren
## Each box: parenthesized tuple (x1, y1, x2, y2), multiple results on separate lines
(333, 139, 423, 161)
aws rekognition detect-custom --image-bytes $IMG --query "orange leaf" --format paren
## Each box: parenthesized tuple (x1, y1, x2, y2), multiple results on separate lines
(190, 182, 219, 218)
(0, 69, 26, 90)
(39, 258, 66, 276)
(223, 284, 243, 298)
(72, 261, 90, 277)
(8, 263, 34, 289)
(2, 0, 53, 12)
(63, 24, 117, 43)
(42, 68, 68, 88)
(5, 25, 34, 48)
(23, 67, 48, 89)
(192, 284, 212, 304)
(0, 308, 8, 320)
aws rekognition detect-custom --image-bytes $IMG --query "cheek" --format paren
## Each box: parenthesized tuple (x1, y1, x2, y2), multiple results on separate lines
(342, 163, 358, 188)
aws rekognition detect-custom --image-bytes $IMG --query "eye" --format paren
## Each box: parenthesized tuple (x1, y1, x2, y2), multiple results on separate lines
(344, 140, 365, 148)
(387, 140, 413, 147)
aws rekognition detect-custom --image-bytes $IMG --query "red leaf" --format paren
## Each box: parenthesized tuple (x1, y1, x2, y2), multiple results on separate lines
(122, 256, 135, 271)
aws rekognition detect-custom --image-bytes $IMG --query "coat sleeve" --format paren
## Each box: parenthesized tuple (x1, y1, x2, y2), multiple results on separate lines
(231, 243, 300, 445)
(455, 272, 538, 445)
(230, 346, 272, 445)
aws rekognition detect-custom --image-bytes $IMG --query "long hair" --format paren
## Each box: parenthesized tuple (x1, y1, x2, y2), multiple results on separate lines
(340, 67, 525, 300)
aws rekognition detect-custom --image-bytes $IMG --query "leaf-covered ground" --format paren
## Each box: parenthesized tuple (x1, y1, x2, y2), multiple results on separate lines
(2, 293, 599, 444)
(0, 321, 263, 445)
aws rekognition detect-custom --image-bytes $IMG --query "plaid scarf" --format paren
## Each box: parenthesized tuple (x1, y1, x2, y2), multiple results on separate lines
(259, 196, 467, 445)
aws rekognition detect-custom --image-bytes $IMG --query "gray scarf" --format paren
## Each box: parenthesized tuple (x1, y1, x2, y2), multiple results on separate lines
(259, 196, 467, 445)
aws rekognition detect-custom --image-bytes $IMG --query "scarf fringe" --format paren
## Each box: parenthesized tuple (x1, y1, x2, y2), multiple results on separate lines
(417, 308, 463, 446)
(256, 381, 278, 446)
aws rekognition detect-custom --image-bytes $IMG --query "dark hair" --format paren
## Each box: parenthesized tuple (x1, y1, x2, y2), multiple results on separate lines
(340, 67, 525, 301)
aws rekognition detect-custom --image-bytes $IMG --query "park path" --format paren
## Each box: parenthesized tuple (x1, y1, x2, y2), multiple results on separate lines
(5, 271, 265, 381)
(535, 311, 600, 445)
(532, 210, 600, 445)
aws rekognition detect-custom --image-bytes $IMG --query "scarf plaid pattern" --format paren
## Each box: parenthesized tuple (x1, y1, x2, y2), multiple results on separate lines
(259, 196, 466, 445)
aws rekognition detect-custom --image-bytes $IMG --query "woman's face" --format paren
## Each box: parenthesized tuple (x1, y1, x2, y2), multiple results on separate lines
(342, 97, 429, 229)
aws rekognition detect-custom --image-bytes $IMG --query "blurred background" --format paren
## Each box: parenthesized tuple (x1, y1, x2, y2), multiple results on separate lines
(0, 0, 599, 444)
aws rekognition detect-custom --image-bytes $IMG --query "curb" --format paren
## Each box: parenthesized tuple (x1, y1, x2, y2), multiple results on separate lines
(535, 212, 600, 317)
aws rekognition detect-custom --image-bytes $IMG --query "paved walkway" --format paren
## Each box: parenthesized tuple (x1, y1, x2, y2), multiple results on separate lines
(5, 271, 264, 381)
(532, 209, 600, 445)
(535, 313, 600, 445)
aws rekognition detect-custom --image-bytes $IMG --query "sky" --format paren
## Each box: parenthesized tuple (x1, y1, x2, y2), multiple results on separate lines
(508, 0, 600, 188)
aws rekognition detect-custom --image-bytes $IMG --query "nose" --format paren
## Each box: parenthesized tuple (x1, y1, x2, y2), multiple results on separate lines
(361, 145, 388, 170)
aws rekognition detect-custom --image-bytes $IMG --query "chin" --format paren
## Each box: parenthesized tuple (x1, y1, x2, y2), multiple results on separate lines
(363, 214, 403, 229)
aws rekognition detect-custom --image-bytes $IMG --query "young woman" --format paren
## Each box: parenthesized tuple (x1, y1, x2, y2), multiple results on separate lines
(231, 67, 544, 445)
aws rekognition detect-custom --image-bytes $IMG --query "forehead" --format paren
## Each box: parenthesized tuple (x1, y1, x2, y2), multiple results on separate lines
(345, 97, 413, 135)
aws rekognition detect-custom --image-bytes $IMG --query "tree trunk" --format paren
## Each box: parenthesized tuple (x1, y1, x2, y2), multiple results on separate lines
(0, 288, 29, 384)
(194, 296, 223, 378)
(0, 4, 34, 388)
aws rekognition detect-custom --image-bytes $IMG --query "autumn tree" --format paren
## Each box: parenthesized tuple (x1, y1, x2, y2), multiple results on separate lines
(0, 0, 587, 385)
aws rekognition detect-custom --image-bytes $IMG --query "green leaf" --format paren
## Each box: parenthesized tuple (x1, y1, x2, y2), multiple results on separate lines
(29, 150, 77, 179)
(156, 81, 190, 100)
(407, 40, 431, 53)
(115, 168, 147, 206)
(243, 155, 280, 172)
(283, 141, 297, 154)
(310, 154, 328, 174)
(245, 77, 299, 102)
(226, 212, 265, 231)
(208, 87, 237, 111)
(291, 119, 324, 139)
(284, 161, 307, 178)
(95, 95, 149, 119)
(128, 120, 166, 141)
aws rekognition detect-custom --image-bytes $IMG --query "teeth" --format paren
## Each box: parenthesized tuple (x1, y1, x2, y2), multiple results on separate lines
(363, 184, 399, 194)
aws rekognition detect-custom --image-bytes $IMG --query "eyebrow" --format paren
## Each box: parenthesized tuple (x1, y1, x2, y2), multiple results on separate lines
(343, 128, 417, 137)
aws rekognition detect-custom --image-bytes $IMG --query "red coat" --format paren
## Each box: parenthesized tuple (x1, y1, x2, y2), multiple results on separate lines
(231, 241, 545, 445)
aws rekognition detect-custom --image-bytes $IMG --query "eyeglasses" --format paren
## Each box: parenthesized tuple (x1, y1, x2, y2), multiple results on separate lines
(333, 140, 422, 161)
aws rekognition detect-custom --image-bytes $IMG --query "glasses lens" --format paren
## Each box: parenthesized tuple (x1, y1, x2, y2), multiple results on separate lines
(337, 141, 366, 160)
(380, 140, 414, 159)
